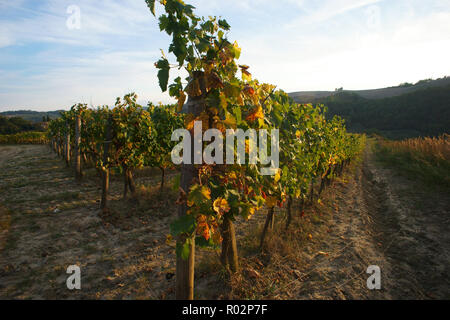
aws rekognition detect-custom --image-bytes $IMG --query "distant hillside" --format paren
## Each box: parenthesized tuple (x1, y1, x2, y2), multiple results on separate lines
(0, 116, 46, 135)
(290, 77, 450, 103)
(288, 77, 450, 139)
(311, 85, 450, 139)
(0, 110, 64, 123)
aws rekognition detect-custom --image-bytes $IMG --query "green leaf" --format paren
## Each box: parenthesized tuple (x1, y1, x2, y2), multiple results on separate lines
(195, 236, 216, 248)
(218, 30, 224, 41)
(176, 239, 191, 260)
(188, 184, 211, 206)
(233, 106, 242, 125)
(170, 35, 188, 66)
(145, 0, 156, 16)
(231, 41, 241, 60)
(196, 37, 210, 53)
(169, 77, 183, 97)
(201, 20, 215, 34)
(172, 173, 181, 191)
(159, 15, 169, 31)
(170, 215, 196, 237)
(218, 19, 231, 31)
(156, 58, 170, 92)
(224, 112, 236, 127)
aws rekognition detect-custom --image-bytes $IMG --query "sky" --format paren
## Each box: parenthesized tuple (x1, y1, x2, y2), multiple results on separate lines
(0, 0, 449, 111)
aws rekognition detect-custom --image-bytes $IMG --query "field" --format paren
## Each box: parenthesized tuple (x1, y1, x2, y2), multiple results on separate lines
(1, 0, 449, 303)
(375, 135, 450, 188)
(1, 141, 449, 299)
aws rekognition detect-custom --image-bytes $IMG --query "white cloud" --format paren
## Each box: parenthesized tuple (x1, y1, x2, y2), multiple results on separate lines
(285, 0, 382, 28)
(235, 1, 450, 92)
(1, 0, 450, 111)
(0, 30, 13, 48)
(0, 49, 175, 110)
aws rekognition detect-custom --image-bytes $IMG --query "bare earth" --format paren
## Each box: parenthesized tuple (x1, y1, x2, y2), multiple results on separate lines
(0, 144, 449, 299)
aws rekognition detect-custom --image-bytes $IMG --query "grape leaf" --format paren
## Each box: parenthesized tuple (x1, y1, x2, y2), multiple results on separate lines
(156, 58, 170, 92)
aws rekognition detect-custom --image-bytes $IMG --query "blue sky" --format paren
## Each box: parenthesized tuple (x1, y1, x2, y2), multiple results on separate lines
(1, 0, 449, 111)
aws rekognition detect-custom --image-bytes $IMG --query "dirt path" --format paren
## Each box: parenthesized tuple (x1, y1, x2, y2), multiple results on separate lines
(0, 145, 179, 299)
(0, 144, 448, 299)
(285, 144, 450, 299)
(361, 144, 450, 299)
(204, 143, 450, 300)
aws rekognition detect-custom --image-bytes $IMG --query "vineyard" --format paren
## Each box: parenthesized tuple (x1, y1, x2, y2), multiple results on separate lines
(42, 0, 365, 299)
(0, 132, 48, 145)
(1, 0, 449, 304)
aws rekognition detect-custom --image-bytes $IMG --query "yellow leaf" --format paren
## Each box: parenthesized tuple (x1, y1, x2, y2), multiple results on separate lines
(185, 113, 195, 130)
(177, 91, 186, 112)
(223, 112, 236, 128)
(266, 196, 277, 208)
(201, 186, 211, 200)
(228, 172, 237, 180)
(274, 169, 281, 183)
(213, 198, 230, 216)
(237, 94, 244, 106)
(242, 69, 252, 81)
(219, 92, 228, 110)
(246, 105, 264, 122)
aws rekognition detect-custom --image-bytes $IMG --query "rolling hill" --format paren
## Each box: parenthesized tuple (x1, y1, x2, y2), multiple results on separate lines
(289, 77, 450, 139)
(0, 110, 64, 123)
(289, 77, 450, 103)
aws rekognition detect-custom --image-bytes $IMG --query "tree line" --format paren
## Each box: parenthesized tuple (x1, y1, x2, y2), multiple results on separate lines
(319, 85, 450, 139)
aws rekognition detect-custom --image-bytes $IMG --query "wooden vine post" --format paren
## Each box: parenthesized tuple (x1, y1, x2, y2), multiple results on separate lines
(74, 114, 82, 182)
(285, 195, 293, 230)
(260, 206, 275, 249)
(123, 168, 129, 199)
(159, 166, 165, 194)
(176, 74, 206, 300)
(65, 128, 71, 167)
(60, 136, 63, 158)
(57, 134, 61, 157)
(220, 214, 239, 272)
(122, 167, 137, 199)
(176, 162, 196, 300)
(100, 115, 112, 211)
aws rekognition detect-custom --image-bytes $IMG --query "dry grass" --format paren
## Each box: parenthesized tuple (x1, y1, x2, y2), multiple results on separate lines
(193, 181, 344, 300)
(379, 134, 450, 162)
(375, 134, 450, 188)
